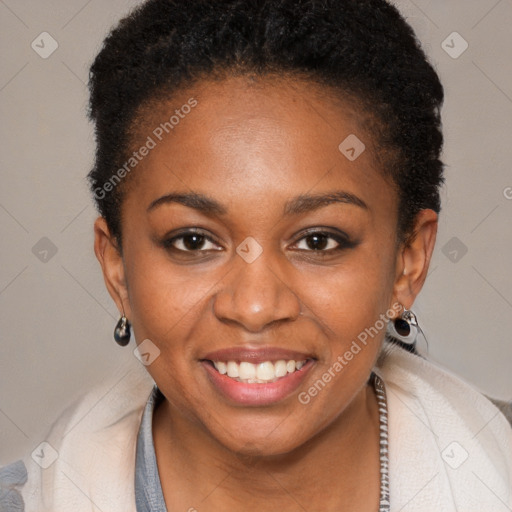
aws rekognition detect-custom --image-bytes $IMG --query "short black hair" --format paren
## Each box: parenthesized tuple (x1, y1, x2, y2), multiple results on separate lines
(88, 0, 444, 246)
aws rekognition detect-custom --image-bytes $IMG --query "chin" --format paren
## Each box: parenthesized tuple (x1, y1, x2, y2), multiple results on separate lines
(226, 437, 300, 459)
(208, 418, 310, 459)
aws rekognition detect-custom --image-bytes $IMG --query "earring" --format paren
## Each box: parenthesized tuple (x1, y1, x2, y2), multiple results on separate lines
(386, 306, 419, 347)
(114, 315, 131, 346)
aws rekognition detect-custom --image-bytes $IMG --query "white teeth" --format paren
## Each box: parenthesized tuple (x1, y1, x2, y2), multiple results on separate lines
(256, 361, 275, 381)
(227, 361, 239, 378)
(214, 361, 227, 374)
(274, 360, 288, 377)
(211, 359, 308, 383)
(239, 362, 256, 380)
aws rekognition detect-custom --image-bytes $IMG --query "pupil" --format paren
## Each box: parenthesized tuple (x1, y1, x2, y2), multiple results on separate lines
(307, 234, 328, 250)
(184, 234, 204, 250)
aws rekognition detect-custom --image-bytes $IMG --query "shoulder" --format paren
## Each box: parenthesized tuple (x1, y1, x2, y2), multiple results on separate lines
(375, 342, 512, 511)
(376, 342, 512, 437)
(11, 362, 154, 512)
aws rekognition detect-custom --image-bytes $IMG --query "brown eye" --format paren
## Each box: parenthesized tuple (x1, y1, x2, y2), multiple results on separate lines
(300, 233, 335, 251)
(293, 229, 356, 253)
(180, 233, 207, 251)
(162, 229, 222, 253)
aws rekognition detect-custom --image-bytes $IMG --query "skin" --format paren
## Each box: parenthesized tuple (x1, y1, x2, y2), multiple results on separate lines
(94, 75, 437, 511)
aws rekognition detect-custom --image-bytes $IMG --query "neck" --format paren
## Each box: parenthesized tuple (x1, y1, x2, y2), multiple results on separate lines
(153, 381, 380, 511)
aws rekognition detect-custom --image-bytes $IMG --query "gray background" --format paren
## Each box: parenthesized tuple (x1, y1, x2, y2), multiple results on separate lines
(1, 0, 511, 465)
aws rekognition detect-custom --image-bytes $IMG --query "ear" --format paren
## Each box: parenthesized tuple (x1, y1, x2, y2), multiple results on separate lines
(93, 217, 130, 317)
(391, 209, 438, 312)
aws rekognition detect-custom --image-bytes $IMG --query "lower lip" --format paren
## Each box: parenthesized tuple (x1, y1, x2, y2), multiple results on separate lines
(201, 360, 314, 406)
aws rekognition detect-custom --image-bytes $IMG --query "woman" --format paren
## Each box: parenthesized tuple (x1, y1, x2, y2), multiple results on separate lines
(2, 0, 511, 510)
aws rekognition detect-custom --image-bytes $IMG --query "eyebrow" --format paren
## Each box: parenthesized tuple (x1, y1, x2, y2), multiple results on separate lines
(147, 190, 368, 216)
(283, 191, 368, 215)
(147, 193, 228, 215)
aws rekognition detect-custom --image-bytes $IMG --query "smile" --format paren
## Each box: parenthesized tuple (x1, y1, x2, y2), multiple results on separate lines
(210, 359, 308, 384)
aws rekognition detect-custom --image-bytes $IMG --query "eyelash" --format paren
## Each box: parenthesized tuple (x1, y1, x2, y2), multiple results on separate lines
(161, 227, 357, 255)
(161, 229, 222, 254)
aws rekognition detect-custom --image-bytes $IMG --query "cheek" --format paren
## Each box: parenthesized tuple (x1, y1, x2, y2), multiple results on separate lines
(122, 246, 217, 402)
(124, 247, 216, 345)
(296, 250, 396, 347)
(288, 252, 395, 423)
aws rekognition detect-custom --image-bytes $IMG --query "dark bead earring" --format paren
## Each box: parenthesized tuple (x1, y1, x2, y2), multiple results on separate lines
(386, 307, 419, 348)
(114, 315, 131, 346)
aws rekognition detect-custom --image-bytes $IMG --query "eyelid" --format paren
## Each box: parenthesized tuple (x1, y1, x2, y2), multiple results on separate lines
(289, 227, 358, 253)
(160, 226, 356, 254)
(291, 226, 351, 243)
(161, 228, 223, 251)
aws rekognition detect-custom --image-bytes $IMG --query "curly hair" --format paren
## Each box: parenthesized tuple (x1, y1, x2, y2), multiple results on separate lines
(88, 0, 444, 247)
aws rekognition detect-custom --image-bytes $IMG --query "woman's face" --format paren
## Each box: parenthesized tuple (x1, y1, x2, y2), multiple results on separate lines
(98, 76, 433, 456)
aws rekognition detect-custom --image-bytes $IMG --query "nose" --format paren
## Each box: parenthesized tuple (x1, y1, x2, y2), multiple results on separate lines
(212, 249, 301, 333)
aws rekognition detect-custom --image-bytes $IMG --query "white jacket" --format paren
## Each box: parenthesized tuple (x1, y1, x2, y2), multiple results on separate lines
(8, 343, 512, 511)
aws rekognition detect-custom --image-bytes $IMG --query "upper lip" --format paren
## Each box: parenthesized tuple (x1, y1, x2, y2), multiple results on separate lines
(202, 346, 316, 365)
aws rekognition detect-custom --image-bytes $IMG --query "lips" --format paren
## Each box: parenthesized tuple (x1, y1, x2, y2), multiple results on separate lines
(201, 347, 316, 406)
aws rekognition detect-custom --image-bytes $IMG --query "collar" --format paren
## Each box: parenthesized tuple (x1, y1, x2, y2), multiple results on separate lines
(135, 385, 167, 512)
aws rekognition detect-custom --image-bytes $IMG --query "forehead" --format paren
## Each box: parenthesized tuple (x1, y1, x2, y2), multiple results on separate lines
(124, 75, 394, 214)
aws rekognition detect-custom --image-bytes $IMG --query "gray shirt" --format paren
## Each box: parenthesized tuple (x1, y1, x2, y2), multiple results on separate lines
(135, 386, 167, 512)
